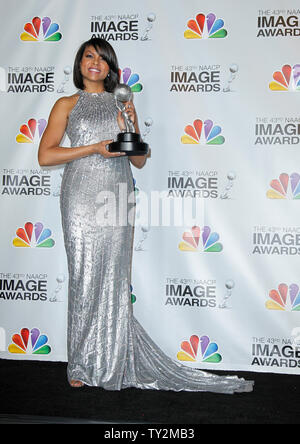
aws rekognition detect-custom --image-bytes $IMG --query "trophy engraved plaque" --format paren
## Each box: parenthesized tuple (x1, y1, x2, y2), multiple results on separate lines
(108, 84, 149, 156)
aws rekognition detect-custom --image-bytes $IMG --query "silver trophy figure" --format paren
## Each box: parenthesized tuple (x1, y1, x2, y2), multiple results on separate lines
(142, 117, 153, 138)
(223, 64, 239, 92)
(135, 225, 150, 251)
(114, 84, 135, 132)
(49, 273, 66, 302)
(141, 13, 156, 41)
(220, 171, 236, 199)
(57, 65, 72, 93)
(219, 279, 235, 309)
(108, 84, 149, 156)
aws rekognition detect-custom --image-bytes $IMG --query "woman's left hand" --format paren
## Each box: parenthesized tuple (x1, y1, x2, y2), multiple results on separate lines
(117, 101, 137, 131)
(124, 101, 137, 125)
(116, 101, 147, 169)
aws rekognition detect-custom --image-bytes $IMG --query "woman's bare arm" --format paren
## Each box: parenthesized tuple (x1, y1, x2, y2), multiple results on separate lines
(38, 95, 124, 167)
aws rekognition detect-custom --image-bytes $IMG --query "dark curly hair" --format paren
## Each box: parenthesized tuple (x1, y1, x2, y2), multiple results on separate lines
(73, 38, 119, 92)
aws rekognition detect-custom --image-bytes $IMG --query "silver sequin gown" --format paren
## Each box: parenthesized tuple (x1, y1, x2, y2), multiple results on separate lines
(60, 90, 254, 394)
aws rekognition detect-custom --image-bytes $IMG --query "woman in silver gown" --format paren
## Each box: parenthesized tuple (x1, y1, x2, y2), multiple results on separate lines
(38, 38, 253, 394)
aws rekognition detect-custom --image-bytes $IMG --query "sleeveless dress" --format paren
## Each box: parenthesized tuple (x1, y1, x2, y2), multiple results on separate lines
(60, 90, 254, 394)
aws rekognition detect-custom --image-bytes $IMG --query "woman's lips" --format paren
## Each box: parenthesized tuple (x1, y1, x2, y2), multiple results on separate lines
(88, 68, 101, 73)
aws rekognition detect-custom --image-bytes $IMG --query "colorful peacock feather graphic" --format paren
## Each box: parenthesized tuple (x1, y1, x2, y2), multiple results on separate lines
(20, 17, 62, 42)
(184, 13, 227, 39)
(16, 118, 47, 143)
(8, 328, 51, 355)
(179, 226, 223, 252)
(269, 64, 300, 91)
(181, 119, 225, 145)
(177, 335, 222, 363)
(13, 222, 55, 248)
(266, 173, 300, 199)
(130, 285, 136, 304)
(266, 283, 300, 311)
(119, 67, 143, 92)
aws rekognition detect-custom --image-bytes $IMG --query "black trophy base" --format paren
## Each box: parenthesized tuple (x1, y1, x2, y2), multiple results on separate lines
(108, 132, 149, 156)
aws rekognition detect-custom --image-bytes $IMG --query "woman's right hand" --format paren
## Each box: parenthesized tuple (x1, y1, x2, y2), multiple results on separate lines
(94, 139, 126, 158)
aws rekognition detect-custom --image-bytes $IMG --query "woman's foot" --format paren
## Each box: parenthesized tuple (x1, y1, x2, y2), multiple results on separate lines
(69, 380, 84, 388)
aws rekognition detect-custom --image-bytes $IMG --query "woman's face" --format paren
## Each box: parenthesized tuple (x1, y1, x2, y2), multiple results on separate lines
(80, 45, 110, 88)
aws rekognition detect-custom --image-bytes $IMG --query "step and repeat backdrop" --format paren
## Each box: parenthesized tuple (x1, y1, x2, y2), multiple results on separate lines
(1, 0, 300, 375)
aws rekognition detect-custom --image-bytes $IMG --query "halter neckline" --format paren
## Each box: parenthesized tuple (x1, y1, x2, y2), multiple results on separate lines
(79, 89, 109, 97)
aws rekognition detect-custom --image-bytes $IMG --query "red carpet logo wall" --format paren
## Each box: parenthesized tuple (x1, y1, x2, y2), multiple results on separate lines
(0, 0, 299, 375)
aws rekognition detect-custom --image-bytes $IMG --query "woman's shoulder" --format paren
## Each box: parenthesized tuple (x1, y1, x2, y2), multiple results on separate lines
(54, 93, 79, 108)
(51, 93, 80, 117)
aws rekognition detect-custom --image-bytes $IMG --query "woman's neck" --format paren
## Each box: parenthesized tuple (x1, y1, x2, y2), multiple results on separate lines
(82, 80, 105, 94)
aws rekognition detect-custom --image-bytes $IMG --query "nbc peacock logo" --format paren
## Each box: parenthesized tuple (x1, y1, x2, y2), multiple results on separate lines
(130, 285, 136, 304)
(179, 225, 223, 252)
(266, 283, 300, 311)
(16, 118, 47, 144)
(177, 335, 222, 363)
(119, 67, 143, 92)
(266, 173, 300, 199)
(184, 13, 227, 39)
(181, 119, 225, 145)
(8, 328, 51, 355)
(20, 17, 62, 42)
(13, 222, 55, 248)
(269, 64, 300, 91)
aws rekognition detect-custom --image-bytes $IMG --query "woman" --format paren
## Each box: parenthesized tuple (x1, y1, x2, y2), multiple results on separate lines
(38, 38, 253, 393)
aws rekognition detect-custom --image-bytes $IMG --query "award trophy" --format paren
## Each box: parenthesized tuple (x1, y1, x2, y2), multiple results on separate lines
(108, 84, 149, 156)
